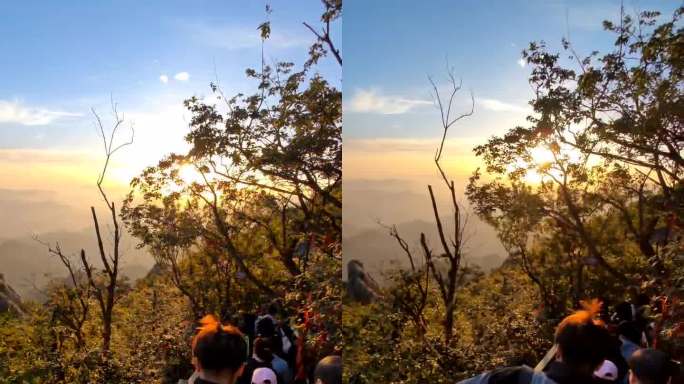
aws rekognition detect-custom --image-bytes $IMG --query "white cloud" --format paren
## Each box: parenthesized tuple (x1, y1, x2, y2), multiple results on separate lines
(174, 72, 190, 81)
(347, 89, 432, 115)
(517, 58, 526, 68)
(159, 74, 169, 83)
(478, 98, 530, 114)
(0, 100, 82, 126)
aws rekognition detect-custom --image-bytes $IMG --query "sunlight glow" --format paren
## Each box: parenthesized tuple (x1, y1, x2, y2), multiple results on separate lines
(523, 146, 556, 184)
(177, 164, 206, 186)
(519, 144, 587, 185)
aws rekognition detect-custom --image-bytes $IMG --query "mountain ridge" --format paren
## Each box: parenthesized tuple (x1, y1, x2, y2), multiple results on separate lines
(0, 228, 153, 301)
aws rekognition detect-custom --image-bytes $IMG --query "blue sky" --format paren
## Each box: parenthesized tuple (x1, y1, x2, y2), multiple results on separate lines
(0, 0, 340, 150)
(0, 1, 340, 236)
(344, 0, 681, 140)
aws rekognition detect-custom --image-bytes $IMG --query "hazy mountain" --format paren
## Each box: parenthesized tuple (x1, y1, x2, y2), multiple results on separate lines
(343, 218, 505, 284)
(0, 188, 89, 238)
(343, 179, 433, 237)
(0, 228, 154, 300)
(343, 177, 507, 284)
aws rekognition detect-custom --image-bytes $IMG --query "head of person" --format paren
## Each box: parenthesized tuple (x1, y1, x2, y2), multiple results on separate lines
(628, 348, 677, 384)
(253, 336, 274, 363)
(251, 367, 277, 384)
(314, 355, 342, 384)
(554, 300, 612, 376)
(192, 315, 248, 384)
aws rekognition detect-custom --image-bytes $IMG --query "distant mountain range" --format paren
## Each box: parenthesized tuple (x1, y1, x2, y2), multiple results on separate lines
(343, 219, 505, 284)
(0, 228, 153, 301)
(343, 185, 432, 237)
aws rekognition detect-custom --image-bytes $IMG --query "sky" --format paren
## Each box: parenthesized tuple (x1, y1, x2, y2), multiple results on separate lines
(0, 1, 340, 237)
(0, 0, 679, 248)
(342, 0, 681, 235)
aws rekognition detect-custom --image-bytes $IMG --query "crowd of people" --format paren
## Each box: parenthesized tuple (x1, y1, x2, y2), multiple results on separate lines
(180, 303, 340, 384)
(458, 299, 681, 384)
(177, 298, 679, 384)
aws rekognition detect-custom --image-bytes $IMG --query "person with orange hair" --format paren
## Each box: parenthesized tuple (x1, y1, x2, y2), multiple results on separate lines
(457, 300, 615, 384)
(189, 315, 249, 384)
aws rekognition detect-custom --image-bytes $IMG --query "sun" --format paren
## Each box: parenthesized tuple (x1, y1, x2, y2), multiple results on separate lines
(521, 144, 587, 184)
(177, 164, 206, 186)
(156, 164, 211, 196)
(105, 160, 207, 193)
(529, 146, 556, 166)
(520, 146, 552, 183)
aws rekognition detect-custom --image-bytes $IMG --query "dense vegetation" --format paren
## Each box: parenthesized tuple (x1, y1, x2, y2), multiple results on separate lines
(344, 7, 683, 383)
(0, 2, 341, 383)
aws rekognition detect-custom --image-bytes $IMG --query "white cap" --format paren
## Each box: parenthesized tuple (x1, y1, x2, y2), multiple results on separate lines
(594, 360, 618, 381)
(252, 367, 277, 384)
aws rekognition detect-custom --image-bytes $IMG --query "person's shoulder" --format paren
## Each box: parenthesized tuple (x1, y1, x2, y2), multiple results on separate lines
(458, 366, 534, 384)
(488, 365, 535, 384)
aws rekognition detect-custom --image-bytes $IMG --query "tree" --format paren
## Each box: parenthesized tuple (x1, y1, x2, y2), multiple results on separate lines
(120, 3, 344, 371)
(25, 101, 134, 381)
(422, 70, 474, 345)
(518, 5, 683, 257)
(385, 68, 474, 345)
(83, 102, 134, 357)
(385, 224, 430, 338)
(33, 240, 91, 351)
(524, 7, 682, 198)
(123, 0, 342, 301)
(303, 0, 342, 66)
(467, 7, 683, 329)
